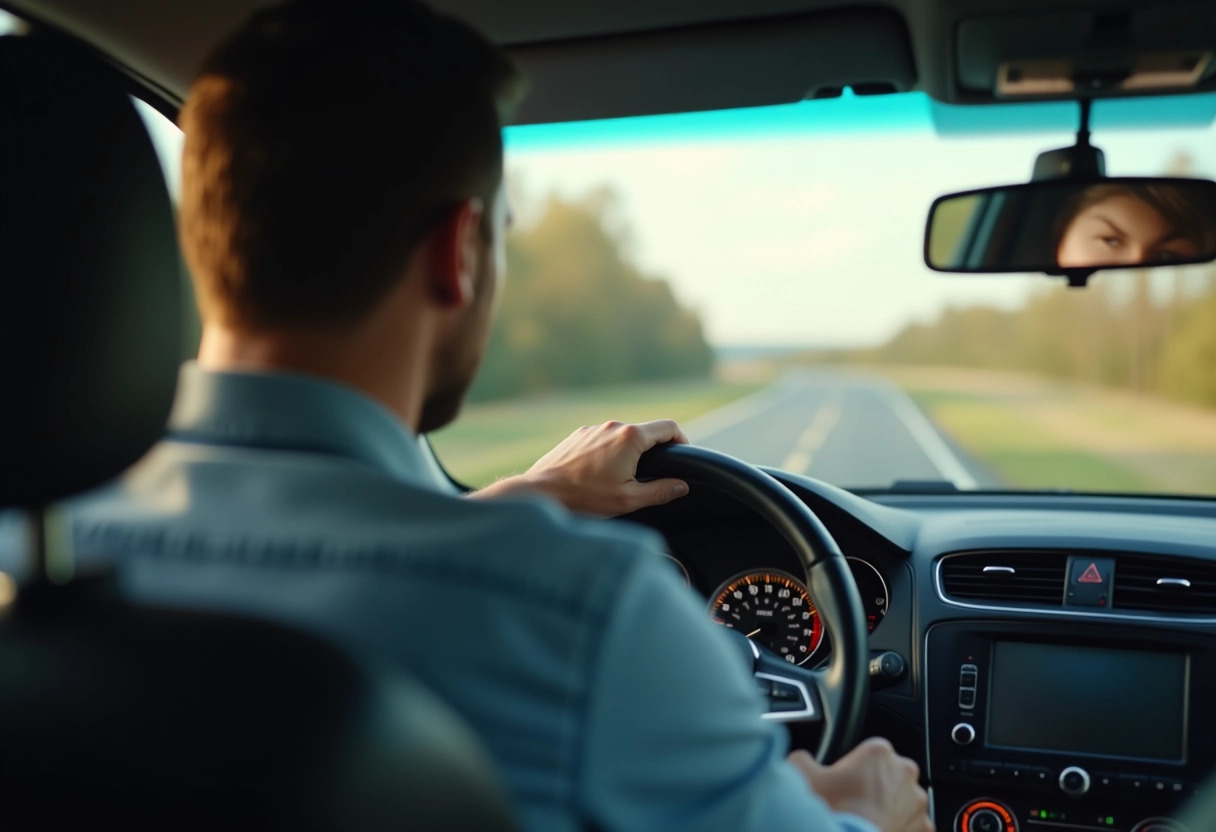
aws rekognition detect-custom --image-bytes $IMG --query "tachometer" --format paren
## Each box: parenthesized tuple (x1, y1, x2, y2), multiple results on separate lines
(846, 557, 889, 633)
(708, 570, 823, 665)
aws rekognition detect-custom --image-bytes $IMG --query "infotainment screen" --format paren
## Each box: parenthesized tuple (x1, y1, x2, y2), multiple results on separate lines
(987, 642, 1187, 761)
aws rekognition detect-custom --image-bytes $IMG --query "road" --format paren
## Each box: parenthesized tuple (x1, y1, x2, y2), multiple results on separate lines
(684, 370, 1002, 490)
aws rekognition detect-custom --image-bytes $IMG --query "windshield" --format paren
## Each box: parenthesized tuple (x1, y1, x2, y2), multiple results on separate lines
(430, 89, 1216, 496)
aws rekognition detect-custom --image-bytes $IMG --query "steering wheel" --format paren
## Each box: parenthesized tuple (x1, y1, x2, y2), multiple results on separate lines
(636, 443, 869, 763)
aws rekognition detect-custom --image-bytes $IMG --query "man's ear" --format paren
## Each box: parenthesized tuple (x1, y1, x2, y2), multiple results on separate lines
(427, 198, 485, 308)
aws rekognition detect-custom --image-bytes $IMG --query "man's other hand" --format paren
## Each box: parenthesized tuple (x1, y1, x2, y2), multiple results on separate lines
(788, 739, 932, 832)
(472, 419, 691, 516)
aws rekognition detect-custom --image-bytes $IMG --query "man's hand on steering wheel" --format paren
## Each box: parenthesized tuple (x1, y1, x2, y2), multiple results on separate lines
(470, 419, 692, 516)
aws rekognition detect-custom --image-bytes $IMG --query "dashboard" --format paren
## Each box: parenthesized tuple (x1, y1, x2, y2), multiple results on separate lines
(622, 469, 1216, 832)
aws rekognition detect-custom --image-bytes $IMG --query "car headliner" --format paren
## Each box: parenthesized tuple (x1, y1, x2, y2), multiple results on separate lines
(4, 0, 1215, 124)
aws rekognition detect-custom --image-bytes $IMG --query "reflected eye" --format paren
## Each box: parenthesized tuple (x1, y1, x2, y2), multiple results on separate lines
(1100, 236, 1123, 249)
(1149, 250, 1184, 265)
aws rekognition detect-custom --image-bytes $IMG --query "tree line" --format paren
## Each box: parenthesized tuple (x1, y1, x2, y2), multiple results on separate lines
(856, 265, 1216, 408)
(468, 188, 713, 402)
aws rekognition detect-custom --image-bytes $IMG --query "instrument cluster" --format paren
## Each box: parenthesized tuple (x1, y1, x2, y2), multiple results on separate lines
(664, 552, 889, 664)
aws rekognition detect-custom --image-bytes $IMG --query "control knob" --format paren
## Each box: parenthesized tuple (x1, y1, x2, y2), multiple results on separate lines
(971, 809, 1004, 832)
(1059, 766, 1091, 797)
(1130, 819, 1189, 832)
(955, 799, 1016, 832)
(951, 722, 976, 746)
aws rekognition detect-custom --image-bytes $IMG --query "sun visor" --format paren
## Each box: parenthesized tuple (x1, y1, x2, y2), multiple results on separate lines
(953, 2, 1216, 104)
(507, 8, 916, 126)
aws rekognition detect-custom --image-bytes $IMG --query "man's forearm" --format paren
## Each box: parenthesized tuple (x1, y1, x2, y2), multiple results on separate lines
(465, 474, 540, 502)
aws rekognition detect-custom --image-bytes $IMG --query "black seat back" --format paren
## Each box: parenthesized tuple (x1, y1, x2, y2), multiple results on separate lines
(0, 575, 517, 831)
(0, 31, 515, 831)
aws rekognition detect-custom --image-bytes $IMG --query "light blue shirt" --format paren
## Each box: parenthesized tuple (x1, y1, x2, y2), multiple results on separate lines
(2, 365, 877, 832)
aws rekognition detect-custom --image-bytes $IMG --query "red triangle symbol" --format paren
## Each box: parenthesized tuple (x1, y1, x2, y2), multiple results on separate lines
(1078, 563, 1103, 584)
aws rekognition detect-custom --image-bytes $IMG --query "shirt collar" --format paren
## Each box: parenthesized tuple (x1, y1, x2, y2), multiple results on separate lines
(166, 363, 434, 487)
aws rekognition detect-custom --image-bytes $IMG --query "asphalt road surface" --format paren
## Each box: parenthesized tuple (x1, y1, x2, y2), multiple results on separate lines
(685, 371, 1002, 490)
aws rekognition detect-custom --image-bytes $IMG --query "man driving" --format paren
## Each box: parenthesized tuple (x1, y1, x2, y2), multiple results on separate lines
(23, 2, 933, 830)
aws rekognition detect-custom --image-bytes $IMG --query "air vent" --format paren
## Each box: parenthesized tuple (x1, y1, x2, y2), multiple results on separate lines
(1114, 555, 1216, 615)
(941, 551, 1067, 605)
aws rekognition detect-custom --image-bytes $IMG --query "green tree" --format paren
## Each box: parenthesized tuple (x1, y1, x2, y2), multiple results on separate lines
(469, 189, 712, 402)
(1158, 280, 1216, 407)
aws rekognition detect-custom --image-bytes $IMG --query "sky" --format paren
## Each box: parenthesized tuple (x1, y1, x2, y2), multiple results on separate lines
(505, 91, 1216, 347)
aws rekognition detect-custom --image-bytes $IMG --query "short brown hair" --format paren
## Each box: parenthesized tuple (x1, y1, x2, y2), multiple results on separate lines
(179, 0, 523, 329)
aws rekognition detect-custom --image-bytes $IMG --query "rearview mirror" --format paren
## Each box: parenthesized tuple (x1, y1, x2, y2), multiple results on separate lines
(924, 177, 1216, 278)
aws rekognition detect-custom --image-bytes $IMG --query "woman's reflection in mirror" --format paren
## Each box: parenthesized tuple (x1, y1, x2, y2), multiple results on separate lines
(1054, 183, 1216, 269)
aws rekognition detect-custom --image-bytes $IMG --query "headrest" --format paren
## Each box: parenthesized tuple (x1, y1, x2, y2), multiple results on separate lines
(0, 33, 183, 507)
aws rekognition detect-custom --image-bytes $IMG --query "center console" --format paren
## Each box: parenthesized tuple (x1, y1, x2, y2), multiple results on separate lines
(926, 621, 1216, 832)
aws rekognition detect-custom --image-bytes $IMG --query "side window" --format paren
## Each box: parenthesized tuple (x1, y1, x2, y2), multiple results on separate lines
(130, 98, 200, 353)
(0, 10, 28, 35)
(132, 99, 184, 206)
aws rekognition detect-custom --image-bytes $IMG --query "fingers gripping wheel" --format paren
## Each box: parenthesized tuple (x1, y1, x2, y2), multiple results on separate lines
(636, 443, 870, 762)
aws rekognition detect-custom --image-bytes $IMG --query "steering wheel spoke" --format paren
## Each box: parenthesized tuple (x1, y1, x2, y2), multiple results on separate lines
(758, 657, 824, 724)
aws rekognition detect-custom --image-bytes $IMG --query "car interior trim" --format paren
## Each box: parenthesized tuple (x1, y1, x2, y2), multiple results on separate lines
(933, 554, 1216, 624)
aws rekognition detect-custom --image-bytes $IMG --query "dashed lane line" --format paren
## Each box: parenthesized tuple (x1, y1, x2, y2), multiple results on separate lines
(780, 401, 843, 474)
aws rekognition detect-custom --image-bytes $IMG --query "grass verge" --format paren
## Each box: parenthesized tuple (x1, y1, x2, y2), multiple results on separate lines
(875, 365, 1216, 495)
(909, 389, 1154, 492)
(429, 378, 763, 488)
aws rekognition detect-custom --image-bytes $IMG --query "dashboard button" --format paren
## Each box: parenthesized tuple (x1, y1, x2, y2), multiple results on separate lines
(1005, 764, 1028, 783)
(1066, 556, 1114, 607)
(1150, 778, 1183, 795)
(959, 688, 977, 709)
(1121, 775, 1151, 794)
(967, 760, 1003, 778)
(960, 670, 978, 687)
(951, 722, 976, 746)
(1029, 766, 1055, 786)
(1094, 773, 1120, 791)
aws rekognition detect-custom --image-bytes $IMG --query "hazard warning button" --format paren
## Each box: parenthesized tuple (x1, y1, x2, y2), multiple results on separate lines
(1066, 556, 1115, 607)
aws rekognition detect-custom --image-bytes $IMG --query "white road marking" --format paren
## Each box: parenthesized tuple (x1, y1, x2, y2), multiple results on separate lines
(780, 401, 842, 474)
(874, 383, 979, 489)
(685, 374, 809, 443)
(684, 371, 981, 489)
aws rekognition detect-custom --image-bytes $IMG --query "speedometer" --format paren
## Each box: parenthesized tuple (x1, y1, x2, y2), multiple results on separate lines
(708, 570, 823, 665)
